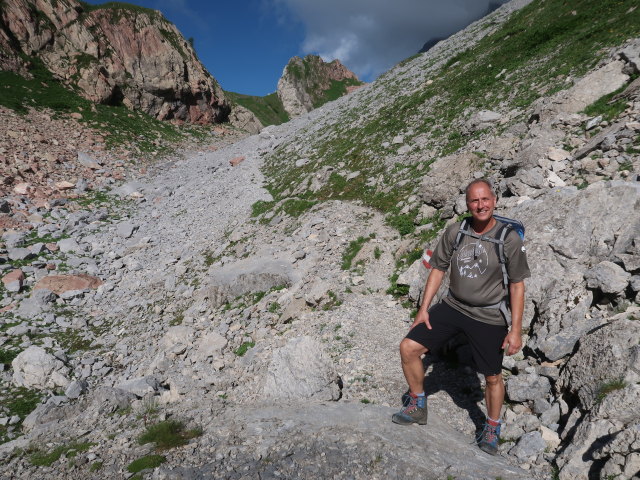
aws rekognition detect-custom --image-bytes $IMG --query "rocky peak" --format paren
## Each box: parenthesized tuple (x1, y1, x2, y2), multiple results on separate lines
(0, 0, 230, 124)
(277, 54, 363, 118)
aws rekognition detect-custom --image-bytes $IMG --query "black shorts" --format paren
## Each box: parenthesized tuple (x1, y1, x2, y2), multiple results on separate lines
(405, 301, 508, 376)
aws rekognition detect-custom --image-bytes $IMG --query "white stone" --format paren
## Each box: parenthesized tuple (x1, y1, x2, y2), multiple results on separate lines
(12, 346, 70, 389)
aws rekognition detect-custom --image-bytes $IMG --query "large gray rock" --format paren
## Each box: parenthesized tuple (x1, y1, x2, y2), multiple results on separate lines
(506, 373, 551, 403)
(116, 376, 160, 398)
(200, 256, 296, 308)
(508, 181, 640, 361)
(558, 318, 640, 410)
(262, 336, 340, 401)
(420, 152, 480, 208)
(12, 346, 70, 389)
(557, 385, 640, 480)
(509, 431, 546, 461)
(584, 261, 631, 295)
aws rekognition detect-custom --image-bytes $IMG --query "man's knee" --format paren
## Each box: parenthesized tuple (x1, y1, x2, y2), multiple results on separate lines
(399, 338, 427, 360)
(485, 374, 503, 388)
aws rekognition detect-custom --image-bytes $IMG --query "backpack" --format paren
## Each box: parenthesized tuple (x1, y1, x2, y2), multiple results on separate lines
(450, 214, 525, 325)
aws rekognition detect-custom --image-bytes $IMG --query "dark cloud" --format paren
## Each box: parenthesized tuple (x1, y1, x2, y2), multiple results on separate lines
(273, 0, 510, 80)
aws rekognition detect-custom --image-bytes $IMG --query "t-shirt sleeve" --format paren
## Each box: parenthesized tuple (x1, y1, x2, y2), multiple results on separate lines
(429, 223, 458, 271)
(505, 228, 531, 283)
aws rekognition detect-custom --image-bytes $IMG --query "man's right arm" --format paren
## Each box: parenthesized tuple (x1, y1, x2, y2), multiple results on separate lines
(410, 268, 446, 330)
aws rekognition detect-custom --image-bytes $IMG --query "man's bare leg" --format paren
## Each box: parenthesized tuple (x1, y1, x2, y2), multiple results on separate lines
(484, 374, 504, 421)
(399, 338, 428, 393)
(393, 338, 429, 425)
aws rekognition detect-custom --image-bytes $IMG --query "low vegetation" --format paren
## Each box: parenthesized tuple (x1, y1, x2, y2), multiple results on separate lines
(28, 441, 93, 467)
(225, 91, 289, 126)
(138, 420, 202, 450)
(261, 0, 640, 236)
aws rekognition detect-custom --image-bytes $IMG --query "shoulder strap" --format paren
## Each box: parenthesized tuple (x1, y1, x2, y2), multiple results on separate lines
(453, 217, 470, 251)
(495, 223, 511, 289)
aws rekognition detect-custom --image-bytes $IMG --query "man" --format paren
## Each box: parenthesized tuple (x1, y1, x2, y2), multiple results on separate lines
(391, 178, 530, 456)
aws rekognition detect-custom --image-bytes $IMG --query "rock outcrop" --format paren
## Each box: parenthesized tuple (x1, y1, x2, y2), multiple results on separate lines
(277, 54, 363, 117)
(0, 0, 230, 124)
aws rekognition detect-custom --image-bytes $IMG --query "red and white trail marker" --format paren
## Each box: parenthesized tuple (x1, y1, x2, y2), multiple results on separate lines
(422, 249, 433, 269)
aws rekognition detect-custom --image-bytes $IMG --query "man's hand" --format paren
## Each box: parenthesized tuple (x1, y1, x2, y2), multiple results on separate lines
(502, 329, 522, 356)
(411, 309, 432, 330)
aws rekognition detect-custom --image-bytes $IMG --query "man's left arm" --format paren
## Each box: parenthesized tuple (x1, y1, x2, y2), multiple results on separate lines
(502, 281, 525, 356)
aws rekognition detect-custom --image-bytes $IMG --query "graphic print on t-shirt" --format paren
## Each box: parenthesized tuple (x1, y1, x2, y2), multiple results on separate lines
(456, 242, 489, 279)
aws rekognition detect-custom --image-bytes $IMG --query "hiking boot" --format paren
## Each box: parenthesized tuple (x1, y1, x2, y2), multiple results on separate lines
(391, 393, 428, 425)
(477, 420, 501, 455)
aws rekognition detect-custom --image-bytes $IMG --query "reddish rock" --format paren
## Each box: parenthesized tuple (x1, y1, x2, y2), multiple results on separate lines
(45, 243, 59, 252)
(0, 303, 15, 313)
(230, 156, 245, 167)
(2, 269, 25, 292)
(34, 274, 103, 294)
(13, 182, 30, 195)
(55, 180, 75, 190)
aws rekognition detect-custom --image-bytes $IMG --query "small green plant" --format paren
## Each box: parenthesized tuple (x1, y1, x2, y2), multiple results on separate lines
(90, 461, 103, 472)
(360, 398, 371, 404)
(595, 379, 627, 404)
(373, 246, 382, 259)
(234, 341, 255, 357)
(29, 442, 93, 467)
(138, 420, 202, 450)
(618, 160, 633, 172)
(127, 454, 166, 473)
(267, 302, 281, 313)
(342, 236, 371, 270)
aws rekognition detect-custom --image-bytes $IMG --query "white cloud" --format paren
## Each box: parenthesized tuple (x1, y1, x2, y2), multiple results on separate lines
(272, 0, 509, 80)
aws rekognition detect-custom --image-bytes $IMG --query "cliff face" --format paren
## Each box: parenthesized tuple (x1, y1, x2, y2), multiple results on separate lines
(0, 0, 230, 124)
(277, 55, 363, 118)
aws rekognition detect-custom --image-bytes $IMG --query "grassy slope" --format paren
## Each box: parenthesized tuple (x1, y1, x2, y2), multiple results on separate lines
(262, 0, 640, 229)
(225, 91, 290, 127)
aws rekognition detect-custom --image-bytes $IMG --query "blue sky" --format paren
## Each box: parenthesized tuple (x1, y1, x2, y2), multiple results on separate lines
(83, 0, 509, 97)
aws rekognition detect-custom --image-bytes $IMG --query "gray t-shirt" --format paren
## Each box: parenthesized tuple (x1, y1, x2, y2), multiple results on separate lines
(430, 218, 531, 325)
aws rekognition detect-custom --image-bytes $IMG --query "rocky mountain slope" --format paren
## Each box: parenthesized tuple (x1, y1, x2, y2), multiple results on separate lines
(277, 54, 364, 118)
(0, 0, 639, 479)
(0, 0, 230, 124)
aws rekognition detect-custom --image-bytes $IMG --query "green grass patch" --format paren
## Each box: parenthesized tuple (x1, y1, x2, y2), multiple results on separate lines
(0, 348, 20, 365)
(225, 91, 289, 126)
(29, 442, 93, 467)
(127, 454, 166, 473)
(138, 420, 202, 450)
(251, 199, 277, 217)
(234, 341, 255, 357)
(281, 198, 317, 217)
(595, 378, 627, 404)
(583, 80, 634, 122)
(342, 236, 371, 270)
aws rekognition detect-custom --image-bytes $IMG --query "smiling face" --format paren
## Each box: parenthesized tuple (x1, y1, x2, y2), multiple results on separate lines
(466, 181, 497, 225)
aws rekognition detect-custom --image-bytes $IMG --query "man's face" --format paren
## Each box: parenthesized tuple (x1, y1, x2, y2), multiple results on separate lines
(466, 183, 497, 223)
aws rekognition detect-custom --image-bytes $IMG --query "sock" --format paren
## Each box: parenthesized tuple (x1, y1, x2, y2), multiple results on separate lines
(487, 417, 501, 426)
(410, 392, 425, 398)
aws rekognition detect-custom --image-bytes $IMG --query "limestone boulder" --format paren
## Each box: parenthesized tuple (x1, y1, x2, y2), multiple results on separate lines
(262, 336, 341, 401)
(507, 181, 640, 361)
(558, 318, 640, 410)
(200, 256, 295, 308)
(12, 346, 70, 390)
(420, 152, 481, 208)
